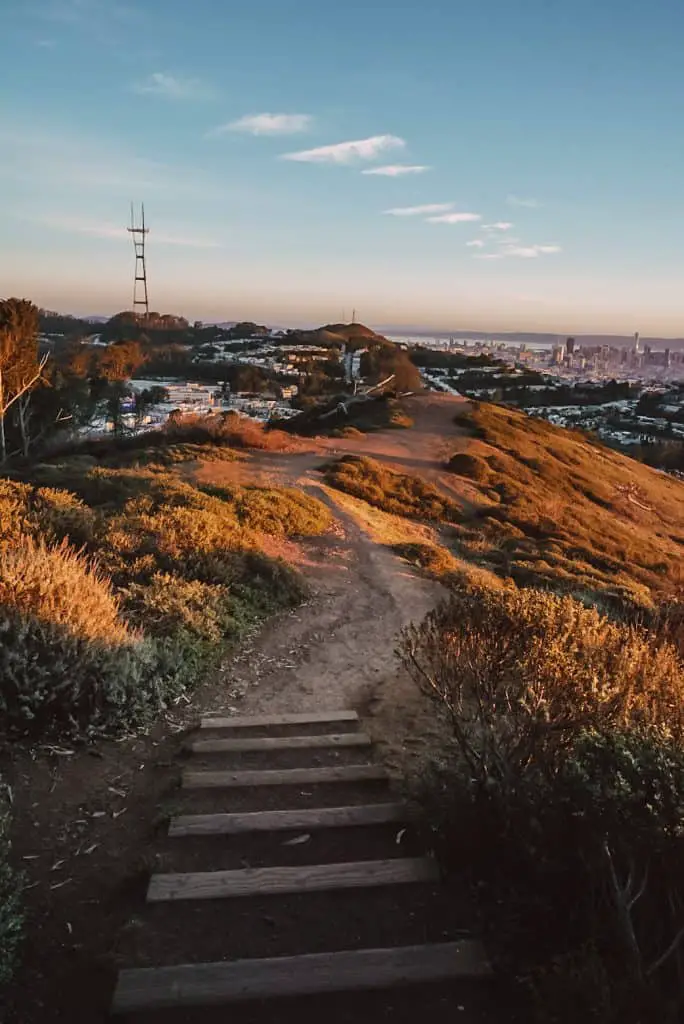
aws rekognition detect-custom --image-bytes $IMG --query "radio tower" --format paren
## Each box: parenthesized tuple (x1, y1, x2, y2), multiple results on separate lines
(127, 202, 149, 317)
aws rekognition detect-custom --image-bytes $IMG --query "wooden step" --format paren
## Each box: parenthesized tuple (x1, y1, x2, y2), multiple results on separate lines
(190, 732, 372, 755)
(200, 710, 359, 730)
(182, 764, 388, 789)
(111, 940, 492, 1012)
(147, 857, 439, 902)
(169, 802, 408, 837)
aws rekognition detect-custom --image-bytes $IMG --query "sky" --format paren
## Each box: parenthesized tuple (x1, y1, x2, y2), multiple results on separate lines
(2, 0, 684, 335)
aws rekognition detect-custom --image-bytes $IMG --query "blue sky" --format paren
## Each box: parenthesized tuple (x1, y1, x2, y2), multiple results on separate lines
(2, 0, 684, 334)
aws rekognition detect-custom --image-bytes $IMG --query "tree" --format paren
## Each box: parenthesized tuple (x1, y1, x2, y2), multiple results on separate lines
(0, 298, 47, 462)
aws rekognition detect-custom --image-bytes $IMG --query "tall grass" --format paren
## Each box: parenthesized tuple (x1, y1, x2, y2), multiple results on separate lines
(0, 537, 131, 645)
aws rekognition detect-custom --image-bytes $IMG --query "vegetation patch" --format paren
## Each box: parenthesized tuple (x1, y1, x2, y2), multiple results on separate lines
(325, 455, 461, 522)
(0, 461, 329, 739)
(400, 582, 684, 1023)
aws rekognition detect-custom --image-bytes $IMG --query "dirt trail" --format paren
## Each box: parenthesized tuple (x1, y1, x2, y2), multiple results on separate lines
(201, 484, 450, 768)
(3, 396, 470, 1023)
(193, 396, 472, 763)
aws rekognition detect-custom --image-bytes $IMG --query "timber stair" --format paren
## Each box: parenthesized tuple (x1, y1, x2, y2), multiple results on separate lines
(111, 709, 506, 1022)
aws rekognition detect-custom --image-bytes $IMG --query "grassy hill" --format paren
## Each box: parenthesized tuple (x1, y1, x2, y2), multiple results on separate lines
(448, 402, 684, 610)
(325, 399, 684, 612)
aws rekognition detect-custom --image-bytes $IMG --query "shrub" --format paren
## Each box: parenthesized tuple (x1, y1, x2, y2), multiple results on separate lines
(446, 451, 490, 482)
(0, 459, 323, 739)
(400, 582, 684, 1022)
(123, 573, 236, 645)
(326, 456, 461, 522)
(0, 608, 183, 738)
(389, 410, 414, 429)
(399, 583, 684, 780)
(236, 487, 332, 536)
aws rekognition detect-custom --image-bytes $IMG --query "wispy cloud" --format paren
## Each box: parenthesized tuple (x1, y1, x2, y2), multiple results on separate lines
(32, 213, 222, 248)
(281, 134, 404, 164)
(483, 221, 514, 231)
(385, 203, 453, 217)
(35, 38, 57, 47)
(507, 195, 540, 208)
(133, 72, 213, 100)
(209, 113, 313, 137)
(362, 164, 429, 177)
(427, 212, 481, 224)
(466, 239, 485, 248)
(502, 243, 561, 258)
(474, 253, 504, 260)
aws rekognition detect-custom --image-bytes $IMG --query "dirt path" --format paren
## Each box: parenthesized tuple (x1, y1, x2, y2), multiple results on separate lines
(2, 457, 452, 1023)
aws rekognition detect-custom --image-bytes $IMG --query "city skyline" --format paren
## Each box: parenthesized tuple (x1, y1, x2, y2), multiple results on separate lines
(2, 0, 684, 334)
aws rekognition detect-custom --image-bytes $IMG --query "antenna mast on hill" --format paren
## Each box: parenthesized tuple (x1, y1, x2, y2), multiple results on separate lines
(127, 202, 149, 317)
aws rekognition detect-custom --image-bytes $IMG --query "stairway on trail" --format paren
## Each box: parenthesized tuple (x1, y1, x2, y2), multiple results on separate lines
(111, 710, 513, 1023)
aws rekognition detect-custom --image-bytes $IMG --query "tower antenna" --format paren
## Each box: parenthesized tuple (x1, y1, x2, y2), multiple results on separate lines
(127, 202, 150, 316)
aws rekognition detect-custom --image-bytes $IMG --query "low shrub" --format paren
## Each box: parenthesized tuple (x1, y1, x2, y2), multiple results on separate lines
(236, 487, 332, 536)
(446, 451, 491, 482)
(0, 608, 183, 738)
(388, 410, 414, 429)
(326, 456, 460, 522)
(400, 582, 684, 1023)
(400, 583, 684, 775)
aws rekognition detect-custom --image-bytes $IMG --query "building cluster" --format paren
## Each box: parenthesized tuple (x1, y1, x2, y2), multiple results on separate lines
(548, 333, 683, 377)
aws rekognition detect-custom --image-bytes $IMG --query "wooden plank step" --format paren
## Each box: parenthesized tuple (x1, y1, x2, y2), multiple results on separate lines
(183, 764, 388, 789)
(147, 857, 438, 902)
(190, 732, 372, 754)
(200, 710, 358, 730)
(111, 941, 492, 1012)
(169, 802, 408, 837)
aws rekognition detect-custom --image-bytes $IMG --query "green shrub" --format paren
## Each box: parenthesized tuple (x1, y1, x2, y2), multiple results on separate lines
(0, 608, 183, 737)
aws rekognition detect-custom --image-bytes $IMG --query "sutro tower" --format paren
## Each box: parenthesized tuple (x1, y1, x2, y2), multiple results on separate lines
(127, 202, 150, 316)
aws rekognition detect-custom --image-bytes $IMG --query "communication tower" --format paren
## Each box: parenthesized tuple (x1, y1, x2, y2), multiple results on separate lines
(127, 203, 149, 316)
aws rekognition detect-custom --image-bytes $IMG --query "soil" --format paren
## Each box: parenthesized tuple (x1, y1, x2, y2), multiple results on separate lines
(1, 393, 502, 1024)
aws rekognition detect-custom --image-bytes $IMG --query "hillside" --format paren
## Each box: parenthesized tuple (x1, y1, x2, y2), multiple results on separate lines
(3, 396, 684, 1023)
(445, 402, 684, 609)
(322, 322, 389, 344)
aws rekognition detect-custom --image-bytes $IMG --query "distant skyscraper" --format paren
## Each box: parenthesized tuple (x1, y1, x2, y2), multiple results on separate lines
(634, 331, 640, 354)
(566, 337, 575, 355)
